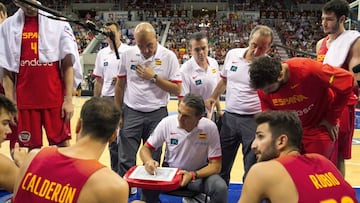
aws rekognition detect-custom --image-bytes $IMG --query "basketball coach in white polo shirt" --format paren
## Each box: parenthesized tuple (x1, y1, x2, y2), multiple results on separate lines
(140, 93, 228, 203)
(114, 22, 182, 182)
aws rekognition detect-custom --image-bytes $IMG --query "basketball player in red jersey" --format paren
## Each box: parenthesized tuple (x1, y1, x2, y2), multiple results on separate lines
(316, 0, 360, 176)
(239, 110, 358, 203)
(13, 97, 129, 203)
(0, 0, 83, 150)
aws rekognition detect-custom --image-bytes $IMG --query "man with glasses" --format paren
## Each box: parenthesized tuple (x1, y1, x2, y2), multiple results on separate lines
(205, 25, 274, 184)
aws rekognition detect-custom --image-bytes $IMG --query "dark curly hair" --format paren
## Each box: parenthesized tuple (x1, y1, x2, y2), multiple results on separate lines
(254, 110, 303, 150)
(249, 56, 282, 89)
(322, 0, 349, 19)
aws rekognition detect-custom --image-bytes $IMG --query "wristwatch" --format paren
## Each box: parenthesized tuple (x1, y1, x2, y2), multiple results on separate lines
(150, 74, 158, 83)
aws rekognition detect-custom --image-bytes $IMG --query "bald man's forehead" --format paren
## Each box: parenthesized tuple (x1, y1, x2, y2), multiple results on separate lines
(135, 22, 156, 33)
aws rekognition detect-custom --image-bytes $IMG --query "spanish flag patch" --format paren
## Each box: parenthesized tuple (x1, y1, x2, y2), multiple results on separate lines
(155, 60, 162, 65)
(198, 133, 207, 139)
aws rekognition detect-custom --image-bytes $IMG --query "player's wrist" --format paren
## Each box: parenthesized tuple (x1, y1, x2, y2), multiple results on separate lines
(194, 171, 198, 179)
(64, 96, 72, 102)
(150, 74, 158, 83)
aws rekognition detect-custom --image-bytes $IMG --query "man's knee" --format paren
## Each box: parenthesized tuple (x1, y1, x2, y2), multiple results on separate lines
(208, 175, 228, 193)
(214, 179, 228, 193)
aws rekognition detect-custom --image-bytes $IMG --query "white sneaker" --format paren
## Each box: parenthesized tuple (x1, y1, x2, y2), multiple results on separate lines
(130, 187, 137, 195)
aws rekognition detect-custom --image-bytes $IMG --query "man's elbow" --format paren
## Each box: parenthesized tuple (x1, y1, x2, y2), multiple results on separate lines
(210, 161, 222, 174)
(172, 85, 182, 96)
(173, 89, 181, 96)
(214, 165, 221, 174)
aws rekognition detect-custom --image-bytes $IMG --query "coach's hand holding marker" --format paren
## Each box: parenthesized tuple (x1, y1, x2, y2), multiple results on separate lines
(145, 159, 159, 176)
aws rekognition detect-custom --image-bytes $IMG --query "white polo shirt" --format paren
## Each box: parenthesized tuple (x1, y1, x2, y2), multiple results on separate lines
(146, 115, 222, 171)
(118, 44, 181, 112)
(179, 56, 220, 100)
(93, 44, 130, 96)
(221, 48, 261, 114)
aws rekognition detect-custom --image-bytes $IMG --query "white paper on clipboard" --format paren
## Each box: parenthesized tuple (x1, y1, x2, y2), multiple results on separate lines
(128, 166, 178, 182)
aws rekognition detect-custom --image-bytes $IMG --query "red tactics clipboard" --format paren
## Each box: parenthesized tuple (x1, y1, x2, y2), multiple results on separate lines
(124, 165, 182, 191)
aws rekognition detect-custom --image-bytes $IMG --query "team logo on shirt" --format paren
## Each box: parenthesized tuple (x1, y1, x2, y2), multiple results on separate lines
(130, 64, 137, 70)
(317, 55, 325, 62)
(198, 133, 207, 139)
(212, 68, 217, 73)
(20, 58, 54, 67)
(230, 66, 238, 72)
(104, 62, 109, 66)
(170, 138, 178, 145)
(155, 60, 162, 65)
(19, 131, 31, 143)
(195, 79, 202, 86)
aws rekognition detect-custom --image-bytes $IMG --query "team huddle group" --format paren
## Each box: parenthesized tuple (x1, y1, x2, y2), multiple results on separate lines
(0, 0, 359, 203)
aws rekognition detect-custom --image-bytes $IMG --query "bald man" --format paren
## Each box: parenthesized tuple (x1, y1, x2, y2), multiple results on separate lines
(114, 22, 182, 181)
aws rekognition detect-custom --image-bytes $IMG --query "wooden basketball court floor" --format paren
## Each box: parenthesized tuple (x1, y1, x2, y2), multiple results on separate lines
(1, 96, 359, 187)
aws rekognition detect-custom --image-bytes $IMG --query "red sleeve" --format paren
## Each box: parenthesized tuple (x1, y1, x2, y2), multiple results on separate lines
(311, 61, 354, 125)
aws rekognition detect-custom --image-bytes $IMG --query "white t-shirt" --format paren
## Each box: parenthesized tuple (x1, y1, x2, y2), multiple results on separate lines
(118, 44, 181, 112)
(146, 115, 222, 171)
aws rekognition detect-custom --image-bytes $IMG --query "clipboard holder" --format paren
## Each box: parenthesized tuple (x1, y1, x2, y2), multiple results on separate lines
(124, 165, 182, 191)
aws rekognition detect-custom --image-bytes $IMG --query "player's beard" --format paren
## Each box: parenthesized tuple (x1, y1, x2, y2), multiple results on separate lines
(257, 140, 280, 162)
(267, 80, 286, 94)
(324, 21, 340, 35)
